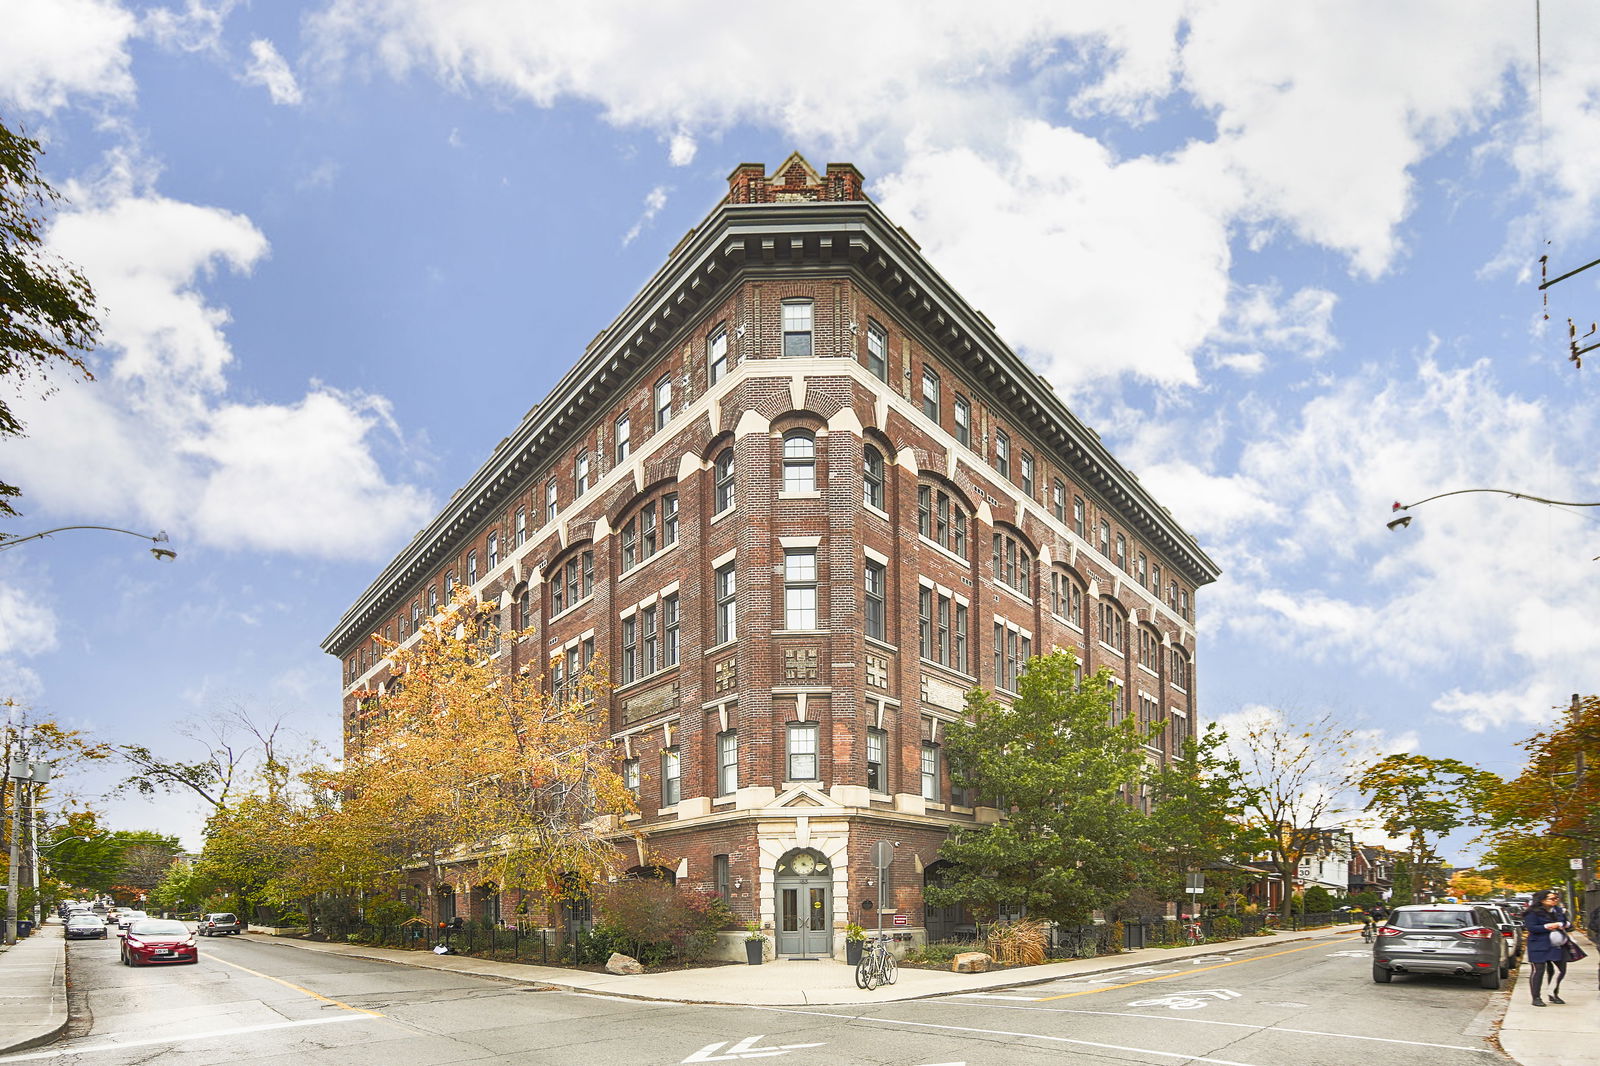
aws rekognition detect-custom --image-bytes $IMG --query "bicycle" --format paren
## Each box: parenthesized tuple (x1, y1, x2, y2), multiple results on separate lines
(1184, 921, 1204, 947)
(1360, 918, 1376, 944)
(854, 934, 898, 990)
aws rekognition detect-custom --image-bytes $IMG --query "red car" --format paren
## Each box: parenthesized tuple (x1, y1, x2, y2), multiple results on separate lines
(120, 919, 198, 966)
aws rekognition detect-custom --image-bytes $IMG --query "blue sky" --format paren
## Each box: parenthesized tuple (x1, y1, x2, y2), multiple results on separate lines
(2, 1, 1597, 862)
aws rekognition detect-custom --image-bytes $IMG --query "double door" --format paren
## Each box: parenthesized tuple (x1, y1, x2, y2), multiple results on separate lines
(775, 876, 831, 956)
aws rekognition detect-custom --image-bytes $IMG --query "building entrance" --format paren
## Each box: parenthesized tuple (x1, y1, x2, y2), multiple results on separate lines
(774, 848, 832, 957)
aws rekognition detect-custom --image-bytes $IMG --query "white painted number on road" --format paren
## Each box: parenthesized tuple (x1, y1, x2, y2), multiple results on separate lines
(1326, 951, 1369, 958)
(683, 1035, 827, 1062)
(1128, 988, 1242, 1011)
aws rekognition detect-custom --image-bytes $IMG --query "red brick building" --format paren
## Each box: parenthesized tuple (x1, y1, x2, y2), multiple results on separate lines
(324, 154, 1220, 958)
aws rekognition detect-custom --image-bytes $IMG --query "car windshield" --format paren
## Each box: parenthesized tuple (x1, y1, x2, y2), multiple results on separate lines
(209, 914, 235, 922)
(67, 915, 100, 926)
(129, 920, 188, 935)
(1392, 909, 1474, 930)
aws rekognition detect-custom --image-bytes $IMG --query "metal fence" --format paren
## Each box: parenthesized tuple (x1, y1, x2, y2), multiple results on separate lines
(304, 916, 589, 963)
(929, 910, 1348, 961)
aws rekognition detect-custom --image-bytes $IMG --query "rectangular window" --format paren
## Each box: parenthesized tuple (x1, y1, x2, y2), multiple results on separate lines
(708, 327, 729, 385)
(661, 747, 680, 806)
(1052, 480, 1065, 522)
(467, 550, 478, 585)
(614, 415, 630, 463)
(784, 550, 818, 629)
(654, 374, 673, 429)
(664, 593, 680, 666)
(717, 731, 738, 796)
(714, 450, 736, 513)
(624, 758, 640, 798)
(1073, 496, 1085, 538)
(1099, 520, 1110, 558)
(782, 300, 813, 357)
(546, 479, 558, 524)
(921, 742, 940, 803)
(713, 854, 731, 901)
(715, 562, 737, 644)
(575, 450, 591, 495)
(787, 722, 818, 780)
(1115, 534, 1127, 572)
(516, 507, 527, 546)
(994, 430, 1010, 479)
(621, 615, 637, 684)
(864, 560, 886, 641)
(919, 586, 968, 671)
(487, 533, 499, 569)
(1151, 563, 1162, 597)
(866, 321, 887, 380)
(953, 395, 971, 447)
(1180, 589, 1191, 621)
(867, 728, 887, 793)
(1020, 452, 1035, 497)
(921, 367, 941, 422)
(640, 604, 658, 677)
(994, 620, 1030, 690)
(1136, 552, 1147, 587)
(919, 586, 933, 659)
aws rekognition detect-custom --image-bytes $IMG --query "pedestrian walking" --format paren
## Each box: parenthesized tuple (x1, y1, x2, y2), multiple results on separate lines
(1522, 889, 1574, 1006)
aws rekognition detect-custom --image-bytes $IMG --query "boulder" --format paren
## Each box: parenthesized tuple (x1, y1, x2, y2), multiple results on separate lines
(605, 952, 644, 975)
(952, 951, 992, 973)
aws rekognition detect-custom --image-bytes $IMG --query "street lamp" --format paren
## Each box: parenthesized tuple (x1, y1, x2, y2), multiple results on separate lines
(0, 526, 176, 561)
(1388, 490, 1600, 553)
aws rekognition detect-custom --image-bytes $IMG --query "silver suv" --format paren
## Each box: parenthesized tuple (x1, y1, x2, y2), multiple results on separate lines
(1372, 904, 1506, 989)
(197, 912, 244, 936)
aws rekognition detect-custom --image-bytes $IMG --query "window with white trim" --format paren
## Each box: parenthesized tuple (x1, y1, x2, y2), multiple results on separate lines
(661, 747, 680, 805)
(953, 394, 971, 448)
(863, 444, 884, 510)
(487, 533, 499, 569)
(714, 561, 736, 644)
(867, 727, 887, 792)
(1052, 479, 1065, 522)
(991, 531, 1031, 595)
(654, 374, 673, 429)
(921, 367, 941, 422)
(467, 551, 478, 585)
(708, 326, 729, 384)
(1169, 647, 1189, 690)
(921, 740, 941, 803)
(575, 450, 591, 495)
(516, 507, 527, 546)
(866, 320, 887, 380)
(717, 731, 738, 796)
(614, 415, 630, 463)
(865, 560, 886, 641)
(994, 429, 1010, 479)
(782, 430, 816, 492)
(545, 479, 558, 524)
(993, 619, 1031, 691)
(1136, 551, 1147, 588)
(782, 300, 813, 357)
(1114, 533, 1127, 573)
(714, 448, 735, 512)
(549, 550, 594, 615)
(916, 484, 968, 557)
(444, 570, 456, 597)
(1098, 519, 1110, 558)
(427, 585, 438, 612)
(623, 758, 640, 798)
(784, 550, 818, 629)
(621, 493, 678, 572)
(787, 722, 818, 780)
(919, 586, 969, 672)
(1020, 452, 1035, 497)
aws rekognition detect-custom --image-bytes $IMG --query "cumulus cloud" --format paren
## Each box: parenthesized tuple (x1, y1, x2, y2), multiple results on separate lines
(621, 185, 668, 247)
(243, 38, 302, 105)
(7, 162, 434, 560)
(0, 0, 139, 113)
(0, 581, 59, 657)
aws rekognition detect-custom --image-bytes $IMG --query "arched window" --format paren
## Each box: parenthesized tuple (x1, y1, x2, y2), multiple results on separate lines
(991, 530, 1032, 595)
(444, 570, 456, 597)
(513, 582, 531, 630)
(1137, 625, 1162, 670)
(550, 548, 595, 615)
(1169, 646, 1190, 690)
(916, 482, 969, 558)
(714, 448, 735, 512)
(863, 445, 885, 510)
(782, 430, 816, 492)
(620, 492, 679, 572)
(1050, 567, 1084, 628)
(1097, 599, 1126, 655)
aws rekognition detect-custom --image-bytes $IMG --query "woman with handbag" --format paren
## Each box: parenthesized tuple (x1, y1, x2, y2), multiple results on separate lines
(1522, 889, 1574, 1005)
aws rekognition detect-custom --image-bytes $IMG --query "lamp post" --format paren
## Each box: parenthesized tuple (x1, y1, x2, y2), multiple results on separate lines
(1387, 490, 1600, 529)
(0, 526, 176, 561)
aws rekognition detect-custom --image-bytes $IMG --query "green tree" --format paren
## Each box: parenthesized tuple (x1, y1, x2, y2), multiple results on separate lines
(0, 118, 100, 523)
(928, 650, 1151, 925)
(149, 858, 207, 914)
(1145, 724, 1267, 908)
(1358, 753, 1493, 905)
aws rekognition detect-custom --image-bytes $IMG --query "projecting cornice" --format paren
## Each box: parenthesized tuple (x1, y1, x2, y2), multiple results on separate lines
(323, 196, 1219, 655)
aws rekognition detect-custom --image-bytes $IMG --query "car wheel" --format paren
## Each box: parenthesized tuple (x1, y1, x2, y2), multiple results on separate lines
(1479, 967, 1501, 990)
(1371, 964, 1392, 984)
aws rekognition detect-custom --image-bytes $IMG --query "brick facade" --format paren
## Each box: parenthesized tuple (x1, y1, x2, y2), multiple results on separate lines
(325, 154, 1220, 958)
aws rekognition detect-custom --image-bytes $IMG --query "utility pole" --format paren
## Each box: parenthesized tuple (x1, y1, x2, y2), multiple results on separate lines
(4, 734, 27, 946)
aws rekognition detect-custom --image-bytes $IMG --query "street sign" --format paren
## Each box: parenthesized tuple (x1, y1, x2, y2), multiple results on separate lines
(1185, 872, 1205, 891)
(893, 913, 908, 926)
(872, 841, 895, 870)
(1185, 887, 1204, 894)
(1570, 858, 1584, 870)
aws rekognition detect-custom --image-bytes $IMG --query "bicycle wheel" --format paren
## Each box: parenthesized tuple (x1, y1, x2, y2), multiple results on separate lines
(862, 952, 882, 991)
(882, 951, 897, 985)
(854, 953, 871, 990)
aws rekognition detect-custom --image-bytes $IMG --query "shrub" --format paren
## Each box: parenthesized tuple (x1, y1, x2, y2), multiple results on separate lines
(595, 880, 735, 966)
(904, 940, 981, 965)
(986, 918, 1048, 966)
(1212, 915, 1242, 940)
(362, 896, 417, 927)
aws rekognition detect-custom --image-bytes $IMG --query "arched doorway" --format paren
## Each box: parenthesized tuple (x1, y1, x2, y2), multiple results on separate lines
(774, 848, 832, 957)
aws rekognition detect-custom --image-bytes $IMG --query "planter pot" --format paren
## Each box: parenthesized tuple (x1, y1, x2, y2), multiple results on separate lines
(845, 940, 863, 966)
(746, 939, 765, 965)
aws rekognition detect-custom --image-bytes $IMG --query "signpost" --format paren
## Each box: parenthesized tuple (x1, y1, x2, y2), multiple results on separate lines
(872, 842, 894, 941)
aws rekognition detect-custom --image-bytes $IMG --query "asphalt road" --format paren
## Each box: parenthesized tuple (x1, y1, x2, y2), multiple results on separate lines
(2, 931, 1508, 1065)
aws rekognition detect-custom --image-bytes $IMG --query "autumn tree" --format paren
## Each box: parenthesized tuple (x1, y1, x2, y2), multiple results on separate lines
(118, 703, 307, 811)
(1358, 753, 1493, 905)
(1477, 693, 1599, 887)
(1229, 709, 1360, 920)
(324, 590, 635, 912)
(1145, 724, 1268, 910)
(0, 117, 100, 524)
(928, 650, 1152, 924)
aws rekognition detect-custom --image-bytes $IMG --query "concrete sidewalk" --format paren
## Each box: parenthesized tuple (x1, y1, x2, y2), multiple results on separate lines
(1500, 945, 1599, 1066)
(0, 922, 67, 1056)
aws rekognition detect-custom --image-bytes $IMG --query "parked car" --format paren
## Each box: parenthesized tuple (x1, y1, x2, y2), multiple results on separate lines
(1486, 903, 1525, 961)
(1372, 904, 1506, 988)
(116, 910, 149, 930)
(196, 913, 244, 936)
(120, 919, 198, 966)
(65, 914, 108, 940)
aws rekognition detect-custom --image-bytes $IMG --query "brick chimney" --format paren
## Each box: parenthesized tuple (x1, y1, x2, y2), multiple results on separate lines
(726, 154, 868, 204)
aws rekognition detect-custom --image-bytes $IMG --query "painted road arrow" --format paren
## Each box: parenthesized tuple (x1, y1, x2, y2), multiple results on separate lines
(683, 1035, 827, 1062)
(1128, 988, 1242, 1010)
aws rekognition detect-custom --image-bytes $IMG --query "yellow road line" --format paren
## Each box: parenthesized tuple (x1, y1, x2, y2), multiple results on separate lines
(1036, 937, 1359, 1001)
(207, 953, 386, 1017)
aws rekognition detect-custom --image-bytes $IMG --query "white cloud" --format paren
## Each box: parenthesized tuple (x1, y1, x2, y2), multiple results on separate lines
(0, 0, 139, 113)
(142, 0, 237, 55)
(243, 38, 302, 105)
(0, 581, 59, 657)
(1206, 284, 1338, 369)
(667, 129, 696, 167)
(621, 185, 668, 247)
(7, 162, 434, 561)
